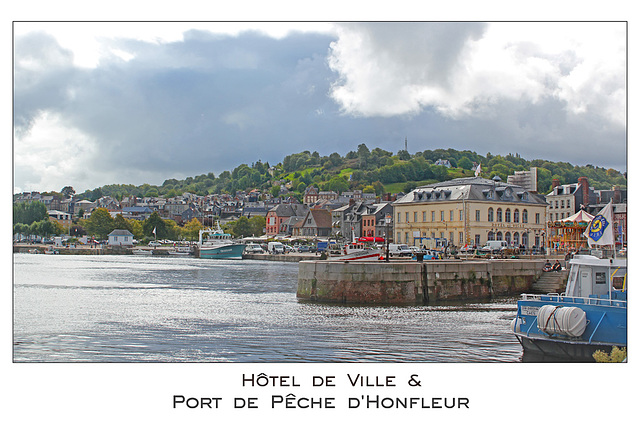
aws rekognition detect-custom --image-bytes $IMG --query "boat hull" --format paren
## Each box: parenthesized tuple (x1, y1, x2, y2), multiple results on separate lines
(199, 244, 245, 259)
(515, 332, 617, 362)
(513, 295, 626, 362)
(330, 250, 381, 262)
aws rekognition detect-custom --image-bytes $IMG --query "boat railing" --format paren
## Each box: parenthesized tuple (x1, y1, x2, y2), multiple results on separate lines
(519, 293, 626, 307)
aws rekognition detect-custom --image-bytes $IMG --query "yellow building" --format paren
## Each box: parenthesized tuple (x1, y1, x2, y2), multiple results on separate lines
(392, 177, 548, 250)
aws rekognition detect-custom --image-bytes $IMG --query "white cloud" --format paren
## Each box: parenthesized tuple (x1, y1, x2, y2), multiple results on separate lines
(13, 22, 336, 68)
(14, 111, 99, 193)
(328, 22, 626, 129)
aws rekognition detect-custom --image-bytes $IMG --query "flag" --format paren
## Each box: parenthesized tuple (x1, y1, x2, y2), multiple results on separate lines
(584, 201, 614, 247)
(475, 163, 481, 177)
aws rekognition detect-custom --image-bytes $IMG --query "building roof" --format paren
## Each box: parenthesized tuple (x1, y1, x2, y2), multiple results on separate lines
(394, 177, 547, 206)
(108, 229, 134, 236)
(268, 203, 309, 217)
(309, 209, 332, 229)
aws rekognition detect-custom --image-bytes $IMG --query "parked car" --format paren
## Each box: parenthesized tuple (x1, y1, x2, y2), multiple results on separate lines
(149, 241, 162, 247)
(244, 244, 264, 254)
(389, 244, 413, 257)
(480, 240, 508, 254)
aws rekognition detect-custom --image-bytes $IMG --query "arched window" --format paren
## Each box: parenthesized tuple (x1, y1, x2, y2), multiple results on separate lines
(496, 208, 503, 222)
(522, 209, 528, 223)
(513, 232, 520, 246)
(505, 209, 511, 222)
(505, 232, 511, 244)
(488, 231, 495, 241)
(488, 208, 494, 222)
(522, 232, 528, 247)
(514, 209, 519, 223)
(496, 231, 503, 240)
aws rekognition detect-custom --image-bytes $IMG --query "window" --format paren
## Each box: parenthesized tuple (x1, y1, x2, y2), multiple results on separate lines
(450, 210, 454, 221)
(475, 210, 480, 221)
(405, 212, 409, 222)
(405, 232, 409, 244)
(535, 213, 540, 224)
(440, 211, 444, 221)
(422, 211, 426, 222)
(514, 209, 519, 223)
(459, 232, 464, 244)
(561, 200, 565, 209)
(488, 208, 494, 222)
(496, 208, 503, 222)
(567, 200, 571, 209)
(398, 212, 401, 222)
(431, 211, 435, 221)
(459, 210, 464, 221)
(414, 212, 418, 222)
(505, 209, 511, 222)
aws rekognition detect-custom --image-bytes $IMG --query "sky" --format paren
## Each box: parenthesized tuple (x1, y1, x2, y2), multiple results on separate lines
(13, 21, 627, 194)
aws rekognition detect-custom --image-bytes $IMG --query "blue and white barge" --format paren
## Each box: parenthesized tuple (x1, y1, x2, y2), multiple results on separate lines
(512, 254, 626, 361)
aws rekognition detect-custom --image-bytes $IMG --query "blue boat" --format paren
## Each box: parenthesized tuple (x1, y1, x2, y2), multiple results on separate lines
(512, 254, 627, 361)
(198, 222, 245, 259)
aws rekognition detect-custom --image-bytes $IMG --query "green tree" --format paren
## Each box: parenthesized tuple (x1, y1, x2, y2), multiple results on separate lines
(458, 156, 473, 170)
(232, 216, 252, 237)
(182, 218, 203, 241)
(113, 214, 132, 232)
(84, 208, 115, 239)
(13, 201, 48, 225)
(248, 216, 266, 237)
(143, 211, 167, 239)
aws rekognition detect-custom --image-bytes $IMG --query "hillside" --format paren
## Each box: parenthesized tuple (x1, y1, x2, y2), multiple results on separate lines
(74, 146, 627, 201)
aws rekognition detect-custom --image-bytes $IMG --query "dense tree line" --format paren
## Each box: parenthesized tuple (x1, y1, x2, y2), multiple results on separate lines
(70, 146, 625, 202)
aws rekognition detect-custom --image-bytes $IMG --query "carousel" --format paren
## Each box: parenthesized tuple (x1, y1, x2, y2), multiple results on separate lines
(547, 210, 594, 252)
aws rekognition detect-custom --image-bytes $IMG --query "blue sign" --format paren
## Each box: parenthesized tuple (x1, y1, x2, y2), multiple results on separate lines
(588, 214, 609, 242)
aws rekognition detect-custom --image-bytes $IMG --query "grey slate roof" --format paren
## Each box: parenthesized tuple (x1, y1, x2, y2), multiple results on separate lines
(393, 177, 547, 206)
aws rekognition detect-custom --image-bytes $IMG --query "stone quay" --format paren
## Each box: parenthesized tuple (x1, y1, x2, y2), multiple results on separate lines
(297, 259, 546, 304)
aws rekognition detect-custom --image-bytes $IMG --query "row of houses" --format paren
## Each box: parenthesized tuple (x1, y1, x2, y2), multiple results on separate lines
(264, 176, 627, 250)
(16, 174, 627, 249)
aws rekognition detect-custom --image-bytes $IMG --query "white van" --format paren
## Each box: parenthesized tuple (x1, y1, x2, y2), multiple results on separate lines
(481, 240, 508, 253)
(389, 244, 413, 257)
(268, 242, 285, 254)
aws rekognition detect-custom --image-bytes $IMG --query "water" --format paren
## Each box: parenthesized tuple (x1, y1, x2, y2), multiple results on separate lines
(13, 253, 524, 362)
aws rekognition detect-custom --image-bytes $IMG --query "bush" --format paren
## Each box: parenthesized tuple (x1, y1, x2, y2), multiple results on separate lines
(593, 346, 627, 362)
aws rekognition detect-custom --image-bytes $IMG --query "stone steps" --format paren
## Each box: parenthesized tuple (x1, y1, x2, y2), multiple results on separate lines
(532, 271, 568, 293)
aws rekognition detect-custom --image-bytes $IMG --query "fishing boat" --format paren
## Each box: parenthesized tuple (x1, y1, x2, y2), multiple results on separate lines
(329, 240, 381, 261)
(198, 222, 245, 259)
(511, 254, 627, 361)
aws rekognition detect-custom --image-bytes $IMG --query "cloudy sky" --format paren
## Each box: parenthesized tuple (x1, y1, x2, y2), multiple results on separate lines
(13, 21, 627, 194)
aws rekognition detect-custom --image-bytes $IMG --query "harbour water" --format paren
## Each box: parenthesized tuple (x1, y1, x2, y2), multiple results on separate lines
(13, 253, 524, 362)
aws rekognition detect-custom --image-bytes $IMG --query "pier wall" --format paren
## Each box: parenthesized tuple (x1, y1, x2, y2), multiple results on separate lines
(297, 259, 546, 304)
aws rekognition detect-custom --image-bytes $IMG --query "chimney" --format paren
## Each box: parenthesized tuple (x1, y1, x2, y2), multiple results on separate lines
(613, 185, 621, 204)
(578, 177, 589, 207)
(552, 178, 560, 189)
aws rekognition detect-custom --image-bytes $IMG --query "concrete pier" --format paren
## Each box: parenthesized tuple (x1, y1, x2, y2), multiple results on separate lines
(297, 259, 546, 304)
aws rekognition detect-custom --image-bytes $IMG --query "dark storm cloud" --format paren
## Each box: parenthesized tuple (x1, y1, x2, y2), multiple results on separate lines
(13, 23, 626, 193)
